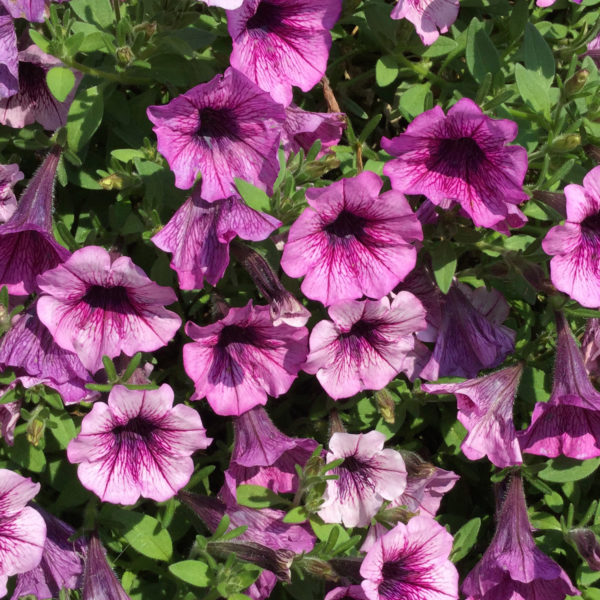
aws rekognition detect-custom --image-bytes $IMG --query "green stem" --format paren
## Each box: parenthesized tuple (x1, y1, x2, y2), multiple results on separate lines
(63, 57, 152, 86)
(394, 53, 448, 87)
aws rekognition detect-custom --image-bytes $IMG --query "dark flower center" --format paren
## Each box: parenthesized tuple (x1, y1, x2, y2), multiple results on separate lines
(379, 560, 410, 599)
(113, 416, 155, 445)
(338, 319, 386, 360)
(246, 1, 285, 32)
(581, 212, 600, 237)
(18, 61, 46, 96)
(427, 136, 487, 179)
(82, 285, 134, 314)
(218, 324, 260, 347)
(335, 455, 376, 500)
(324, 210, 367, 241)
(197, 107, 239, 143)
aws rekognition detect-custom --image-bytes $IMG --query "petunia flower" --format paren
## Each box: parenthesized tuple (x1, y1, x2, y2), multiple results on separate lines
(67, 384, 212, 505)
(227, 0, 341, 105)
(0, 398, 19, 445)
(582, 318, 600, 377)
(462, 473, 579, 600)
(518, 312, 600, 459)
(542, 165, 600, 308)
(390, 0, 459, 46)
(82, 532, 130, 600)
(0, 163, 23, 223)
(584, 32, 600, 66)
(382, 98, 528, 233)
(318, 431, 407, 528)
(36, 245, 181, 374)
(360, 515, 458, 600)
(152, 192, 281, 291)
(0, 0, 69, 22)
(0, 7, 17, 100)
(422, 363, 524, 467)
(281, 171, 423, 306)
(0, 469, 46, 597)
(0, 146, 69, 295)
(325, 586, 368, 600)
(183, 300, 308, 416)
(195, 0, 244, 9)
(568, 528, 600, 571)
(303, 293, 426, 400)
(147, 67, 285, 198)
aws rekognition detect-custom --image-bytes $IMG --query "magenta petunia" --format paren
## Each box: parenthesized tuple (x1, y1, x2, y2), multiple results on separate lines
(390, 0, 459, 45)
(326, 586, 368, 600)
(582, 318, 600, 377)
(542, 165, 600, 308)
(318, 431, 407, 528)
(0, 146, 69, 295)
(518, 312, 600, 460)
(227, 0, 341, 105)
(152, 192, 281, 290)
(183, 300, 308, 416)
(360, 515, 458, 600)
(82, 533, 130, 600)
(36, 245, 181, 374)
(281, 171, 423, 306)
(584, 32, 600, 66)
(0, 469, 47, 597)
(0, 163, 23, 223)
(0, 398, 19, 445)
(423, 363, 524, 468)
(462, 474, 579, 600)
(0, 8, 17, 101)
(147, 67, 285, 198)
(304, 293, 426, 399)
(382, 98, 528, 233)
(67, 384, 212, 505)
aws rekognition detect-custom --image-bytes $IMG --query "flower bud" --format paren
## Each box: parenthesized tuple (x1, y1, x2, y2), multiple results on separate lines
(568, 528, 600, 571)
(565, 69, 589, 96)
(26, 417, 45, 447)
(83, 533, 131, 600)
(116, 46, 134, 67)
(374, 389, 396, 424)
(550, 133, 581, 153)
(0, 305, 10, 334)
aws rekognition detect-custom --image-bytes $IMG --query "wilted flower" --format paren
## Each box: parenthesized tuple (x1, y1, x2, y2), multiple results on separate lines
(36, 245, 181, 374)
(390, 0, 459, 45)
(0, 469, 46, 597)
(423, 363, 524, 467)
(568, 528, 600, 571)
(281, 171, 423, 306)
(0, 163, 22, 223)
(304, 293, 426, 399)
(518, 312, 600, 459)
(0, 147, 69, 295)
(318, 431, 407, 528)
(183, 300, 308, 416)
(147, 67, 285, 198)
(543, 165, 600, 308)
(360, 515, 458, 600)
(227, 0, 341, 105)
(152, 192, 281, 290)
(67, 384, 212, 504)
(462, 474, 579, 600)
(382, 98, 528, 233)
(82, 533, 130, 600)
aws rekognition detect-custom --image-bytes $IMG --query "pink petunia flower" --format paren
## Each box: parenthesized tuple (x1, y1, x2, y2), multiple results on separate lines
(0, 469, 47, 597)
(227, 0, 341, 105)
(391, 0, 459, 46)
(0, 163, 23, 223)
(462, 474, 579, 600)
(518, 312, 600, 459)
(304, 293, 426, 400)
(36, 245, 181, 374)
(281, 171, 423, 306)
(382, 98, 528, 233)
(147, 67, 285, 198)
(183, 300, 308, 416)
(67, 384, 212, 505)
(0, 398, 20, 445)
(0, 8, 18, 100)
(0, 0, 69, 22)
(360, 515, 458, 600)
(422, 363, 524, 468)
(318, 431, 407, 528)
(582, 318, 600, 377)
(542, 165, 600, 308)
(0, 147, 69, 295)
(152, 192, 281, 291)
(326, 586, 368, 600)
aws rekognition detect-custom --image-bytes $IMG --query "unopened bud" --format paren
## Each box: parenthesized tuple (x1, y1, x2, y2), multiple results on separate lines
(376, 506, 416, 525)
(302, 156, 340, 179)
(0, 305, 10, 333)
(374, 389, 396, 424)
(83, 533, 131, 599)
(400, 451, 437, 479)
(585, 144, 600, 165)
(568, 528, 600, 571)
(550, 133, 581, 153)
(99, 173, 126, 191)
(565, 69, 589, 96)
(26, 418, 45, 447)
(299, 557, 338, 581)
(116, 46, 134, 67)
(532, 190, 567, 217)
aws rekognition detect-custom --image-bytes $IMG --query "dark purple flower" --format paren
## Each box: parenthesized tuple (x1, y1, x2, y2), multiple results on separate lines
(582, 318, 600, 377)
(152, 192, 281, 290)
(462, 474, 579, 600)
(147, 67, 285, 198)
(0, 163, 23, 223)
(382, 98, 528, 233)
(0, 146, 69, 295)
(568, 528, 600, 571)
(518, 312, 600, 459)
(281, 171, 423, 306)
(82, 533, 130, 600)
(227, 0, 341, 105)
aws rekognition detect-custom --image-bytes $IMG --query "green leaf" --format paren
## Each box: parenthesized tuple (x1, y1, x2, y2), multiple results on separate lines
(46, 68, 76, 103)
(111, 149, 146, 162)
(398, 84, 431, 120)
(422, 36, 458, 58)
(28, 29, 50, 52)
(70, 0, 114, 29)
(515, 64, 551, 115)
(169, 561, 209, 587)
(234, 178, 270, 213)
(283, 506, 308, 523)
(538, 456, 600, 483)
(375, 56, 399, 87)
(236, 485, 289, 509)
(430, 241, 457, 294)
(523, 23, 555, 84)
(67, 85, 104, 152)
(466, 19, 500, 84)
(450, 518, 481, 562)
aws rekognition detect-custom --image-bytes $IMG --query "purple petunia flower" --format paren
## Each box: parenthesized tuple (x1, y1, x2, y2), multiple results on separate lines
(518, 313, 600, 459)
(195, 0, 244, 8)
(0, 469, 46, 597)
(423, 363, 524, 468)
(281, 171, 423, 306)
(0, 0, 68, 22)
(82, 532, 130, 600)
(0, 398, 20, 445)
(419, 283, 515, 381)
(390, 0, 459, 46)
(542, 165, 600, 308)
(382, 98, 528, 233)
(0, 8, 18, 102)
(227, 0, 341, 105)
(152, 192, 281, 290)
(67, 384, 212, 505)
(582, 318, 600, 377)
(584, 32, 600, 66)
(147, 67, 285, 198)
(462, 474, 579, 600)
(326, 586, 368, 600)
(0, 163, 23, 223)
(568, 528, 600, 572)
(0, 305, 96, 405)
(360, 515, 458, 600)
(0, 146, 69, 295)
(183, 300, 308, 416)
(304, 293, 426, 400)
(318, 431, 407, 528)
(36, 245, 181, 374)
